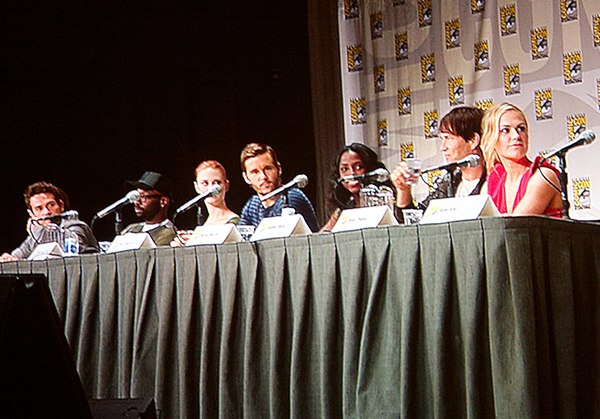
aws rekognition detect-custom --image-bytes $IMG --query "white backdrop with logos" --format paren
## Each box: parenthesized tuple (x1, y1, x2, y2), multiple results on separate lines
(338, 0, 600, 217)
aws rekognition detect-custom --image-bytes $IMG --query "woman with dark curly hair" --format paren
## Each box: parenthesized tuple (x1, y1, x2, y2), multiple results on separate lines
(320, 143, 395, 232)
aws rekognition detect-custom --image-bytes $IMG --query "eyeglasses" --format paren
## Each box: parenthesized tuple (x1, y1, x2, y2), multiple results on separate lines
(138, 193, 162, 203)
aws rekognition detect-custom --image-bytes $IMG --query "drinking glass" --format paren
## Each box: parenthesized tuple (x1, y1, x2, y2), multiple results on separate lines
(404, 158, 422, 185)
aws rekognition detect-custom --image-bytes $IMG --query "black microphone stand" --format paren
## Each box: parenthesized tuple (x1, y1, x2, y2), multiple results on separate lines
(114, 209, 123, 235)
(555, 153, 571, 219)
(281, 192, 289, 209)
(196, 205, 204, 227)
(447, 171, 454, 198)
(357, 179, 367, 206)
(446, 167, 462, 198)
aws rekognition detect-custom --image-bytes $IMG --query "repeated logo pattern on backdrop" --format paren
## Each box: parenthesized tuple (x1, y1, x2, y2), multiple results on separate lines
(339, 0, 600, 213)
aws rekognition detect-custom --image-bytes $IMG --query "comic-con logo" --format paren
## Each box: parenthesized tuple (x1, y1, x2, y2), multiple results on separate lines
(424, 110, 439, 138)
(421, 54, 436, 83)
(471, 0, 485, 14)
(400, 142, 415, 160)
(563, 51, 583, 84)
(418, 0, 433, 27)
(371, 12, 383, 39)
(374, 65, 385, 93)
(500, 4, 517, 36)
(398, 87, 412, 115)
(344, 0, 359, 19)
(594, 15, 600, 48)
(503, 64, 520, 96)
(475, 98, 494, 112)
(531, 27, 549, 60)
(560, 0, 578, 22)
(445, 19, 460, 49)
(572, 177, 591, 210)
(378, 119, 388, 146)
(347, 45, 363, 72)
(566, 113, 586, 140)
(538, 148, 559, 169)
(427, 171, 445, 194)
(395, 32, 409, 61)
(534, 89, 553, 120)
(350, 98, 367, 125)
(475, 41, 490, 71)
(448, 76, 465, 106)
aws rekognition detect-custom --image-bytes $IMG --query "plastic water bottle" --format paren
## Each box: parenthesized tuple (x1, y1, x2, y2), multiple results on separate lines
(63, 229, 80, 256)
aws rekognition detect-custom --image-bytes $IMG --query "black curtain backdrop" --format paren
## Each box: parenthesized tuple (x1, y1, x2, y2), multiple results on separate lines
(2, 2, 317, 248)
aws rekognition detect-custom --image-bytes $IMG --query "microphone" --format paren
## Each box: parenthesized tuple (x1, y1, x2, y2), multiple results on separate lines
(339, 168, 390, 183)
(260, 174, 308, 202)
(94, 190, 140, 219)
(32, 210, 80, 223)
(542, 129, 596, 159)
(422, 154, 481, 174)
(175, 184, 222, 216)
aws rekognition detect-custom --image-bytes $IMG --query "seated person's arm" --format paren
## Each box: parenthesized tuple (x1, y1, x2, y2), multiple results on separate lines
(0, 252, 18, 262)
(513, 167, 562, 215)
(289, 191, 319, 232)
(170, 230, 193, 247)
(390, 163, 415, 208)
(319, 208, 341, 233)
(1, 234, 36, 261)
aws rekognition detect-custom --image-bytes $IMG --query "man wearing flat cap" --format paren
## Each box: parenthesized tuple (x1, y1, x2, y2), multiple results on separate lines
(120, 171, 177, 246)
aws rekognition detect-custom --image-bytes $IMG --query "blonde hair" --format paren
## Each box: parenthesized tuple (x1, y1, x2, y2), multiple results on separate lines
(480, 102, 528, 172)
(240, 143, 279, 172)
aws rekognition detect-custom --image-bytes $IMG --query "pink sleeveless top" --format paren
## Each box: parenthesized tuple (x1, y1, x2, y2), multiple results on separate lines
(487, 156, 562, 217)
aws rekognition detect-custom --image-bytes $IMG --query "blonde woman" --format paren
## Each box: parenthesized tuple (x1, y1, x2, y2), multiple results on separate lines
(480, 102, 562, 216)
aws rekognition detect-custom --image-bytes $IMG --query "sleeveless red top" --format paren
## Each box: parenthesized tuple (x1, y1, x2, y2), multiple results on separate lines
(487, 156, 563, 217)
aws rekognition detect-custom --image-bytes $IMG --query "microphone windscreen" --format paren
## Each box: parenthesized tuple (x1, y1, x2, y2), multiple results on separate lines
(577, 129, 596, 145)
(208, 184, 222, 196)
(294, 174, 309, 188)
(61, 210, 79, 220)
(127, 190, 141, 202)
(462, 154, 480, 168)
(371, 168, 390, 182)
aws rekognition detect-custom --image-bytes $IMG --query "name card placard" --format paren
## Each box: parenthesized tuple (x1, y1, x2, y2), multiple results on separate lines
(186, 224, 243, 246)
(106, 232, 157, 253)
(331, 206, 399, 233)
(570, 207, 600, 221)
(28, 242, 64, 260)
(420, 194, 500, 224)
(250, 214, 311, 242)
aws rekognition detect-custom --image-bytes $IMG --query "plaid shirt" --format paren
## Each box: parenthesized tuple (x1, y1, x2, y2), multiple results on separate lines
(240, 188, 319, 232)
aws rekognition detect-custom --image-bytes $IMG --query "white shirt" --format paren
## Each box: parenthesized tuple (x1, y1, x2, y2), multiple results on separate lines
(455, 178, 487, 197)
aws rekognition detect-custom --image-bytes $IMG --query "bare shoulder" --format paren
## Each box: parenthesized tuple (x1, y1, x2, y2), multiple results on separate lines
(530, 165, 560, 190)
